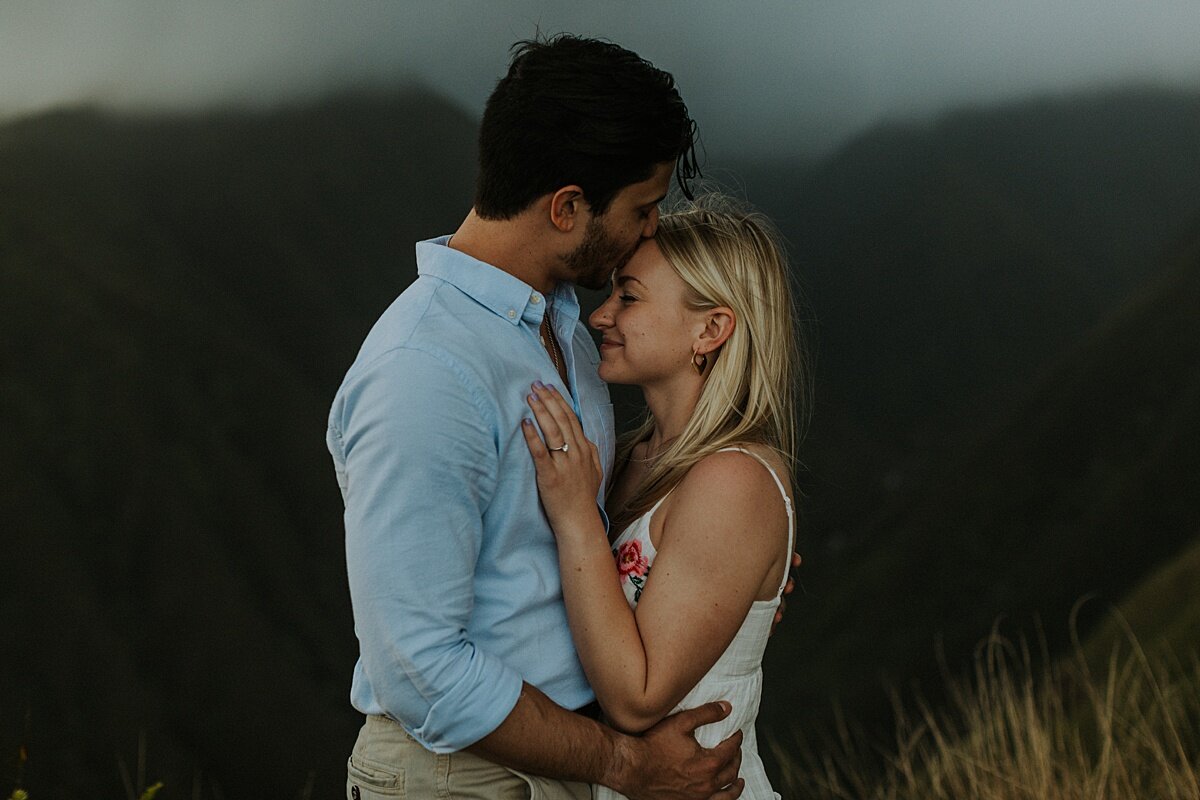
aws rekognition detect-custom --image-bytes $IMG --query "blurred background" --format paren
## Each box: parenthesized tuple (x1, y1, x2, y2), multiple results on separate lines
(2, 2, 1198, 798)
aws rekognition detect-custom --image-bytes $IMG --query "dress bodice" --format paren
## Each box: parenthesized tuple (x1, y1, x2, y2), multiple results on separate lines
(595, 447, 792, 800)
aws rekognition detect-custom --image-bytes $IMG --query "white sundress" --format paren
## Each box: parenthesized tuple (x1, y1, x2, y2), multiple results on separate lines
(593, 447, 793, 800)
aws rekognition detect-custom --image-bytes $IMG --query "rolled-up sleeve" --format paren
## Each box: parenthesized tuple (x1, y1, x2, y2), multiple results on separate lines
(332, 346, 522, 751)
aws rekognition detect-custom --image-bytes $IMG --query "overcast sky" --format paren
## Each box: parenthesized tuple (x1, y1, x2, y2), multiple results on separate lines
(3, 1, 1200, 158)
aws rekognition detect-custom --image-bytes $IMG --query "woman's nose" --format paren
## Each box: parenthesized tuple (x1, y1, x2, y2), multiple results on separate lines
(589, 302, 612, 331)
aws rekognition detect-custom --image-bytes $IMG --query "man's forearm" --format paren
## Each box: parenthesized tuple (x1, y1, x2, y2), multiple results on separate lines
(467, 682, 637, 792)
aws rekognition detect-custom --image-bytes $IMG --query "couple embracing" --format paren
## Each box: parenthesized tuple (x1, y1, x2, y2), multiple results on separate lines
(328, 34, 807, 800)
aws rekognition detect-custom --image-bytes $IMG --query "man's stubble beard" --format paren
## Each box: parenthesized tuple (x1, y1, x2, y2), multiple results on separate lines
(563, 216, 641, 291)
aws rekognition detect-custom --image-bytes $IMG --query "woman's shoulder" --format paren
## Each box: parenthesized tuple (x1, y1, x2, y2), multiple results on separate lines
(689, 443, 790, 489)
(652, 443, 792, 598)
(666, 443, 792, 525)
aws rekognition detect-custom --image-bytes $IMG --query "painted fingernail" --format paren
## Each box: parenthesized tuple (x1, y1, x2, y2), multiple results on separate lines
(533, 380, 545, 390)
(546, 383, 556, 392)
(528, 393, 538, 404)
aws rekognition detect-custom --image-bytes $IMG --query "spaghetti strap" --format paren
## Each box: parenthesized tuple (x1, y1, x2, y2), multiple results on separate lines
(645, 491, 672, 518)
(716, 447, 795, 597)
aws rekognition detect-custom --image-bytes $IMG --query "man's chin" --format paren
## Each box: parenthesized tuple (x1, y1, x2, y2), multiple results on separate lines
(575, 259, 625, 291)
(581, 250, 637, 290)
(576, 272, 612, 291)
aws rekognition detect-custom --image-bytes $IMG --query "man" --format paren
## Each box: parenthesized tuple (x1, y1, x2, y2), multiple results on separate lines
(328, 36, 745, 799)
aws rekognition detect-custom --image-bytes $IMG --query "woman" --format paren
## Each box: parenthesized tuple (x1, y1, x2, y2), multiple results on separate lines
(521, 198, 808, 799)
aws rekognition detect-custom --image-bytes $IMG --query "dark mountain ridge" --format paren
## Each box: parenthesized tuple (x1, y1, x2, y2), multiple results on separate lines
(2, 90, 477, 798)
(738, 86, 1200, 536)
(2, 85, 1198, 796)
(762, 216, 1200, 746)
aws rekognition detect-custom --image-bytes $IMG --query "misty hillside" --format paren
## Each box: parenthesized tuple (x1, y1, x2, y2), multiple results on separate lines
(761, 217, 1200, 741)
(1083, 531, 1200, 665)
(1, 91, 476, 798)
(736, 87, 1200, 535)
(2, 86, 1199, 797)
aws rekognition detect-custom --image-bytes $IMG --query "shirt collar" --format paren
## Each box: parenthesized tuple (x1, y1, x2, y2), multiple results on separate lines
(416, 235, 580, 327)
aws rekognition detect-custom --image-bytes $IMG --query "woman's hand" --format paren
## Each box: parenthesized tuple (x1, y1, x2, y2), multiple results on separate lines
(521, 382, 604, 535)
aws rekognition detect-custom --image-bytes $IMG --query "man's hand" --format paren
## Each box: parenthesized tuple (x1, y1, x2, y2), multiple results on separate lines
(770, 551, 802, 636)
(607, 701, 744, 800)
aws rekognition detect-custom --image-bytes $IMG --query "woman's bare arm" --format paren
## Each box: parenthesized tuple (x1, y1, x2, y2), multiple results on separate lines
(522, 384, 786, 732)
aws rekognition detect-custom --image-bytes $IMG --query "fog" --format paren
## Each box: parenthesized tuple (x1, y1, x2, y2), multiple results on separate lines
(4, 0, 1200, 156)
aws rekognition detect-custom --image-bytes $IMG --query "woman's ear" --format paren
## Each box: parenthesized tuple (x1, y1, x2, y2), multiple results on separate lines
(696, 307, 736, 355)
(549, 185, 587, 233)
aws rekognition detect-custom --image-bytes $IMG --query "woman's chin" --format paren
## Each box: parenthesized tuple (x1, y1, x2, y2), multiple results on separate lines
(597, 363, 635, 386)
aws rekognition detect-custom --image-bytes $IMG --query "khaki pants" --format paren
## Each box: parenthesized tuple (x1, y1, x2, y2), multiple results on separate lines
(347, 714, 592, 800)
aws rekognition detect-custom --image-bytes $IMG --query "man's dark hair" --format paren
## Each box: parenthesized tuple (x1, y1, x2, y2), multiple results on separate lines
(474, 34, 700, 220)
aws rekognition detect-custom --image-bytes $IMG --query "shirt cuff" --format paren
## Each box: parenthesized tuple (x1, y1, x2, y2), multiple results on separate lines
(411, 650, 525, 753)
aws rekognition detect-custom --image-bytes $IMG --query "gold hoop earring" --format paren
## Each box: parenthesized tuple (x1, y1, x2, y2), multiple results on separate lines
(691, 348, 708, 375)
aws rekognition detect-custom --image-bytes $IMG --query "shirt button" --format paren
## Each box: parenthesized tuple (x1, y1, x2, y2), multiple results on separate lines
(507, 309, 516, 319)
(531, 294, 542, 304)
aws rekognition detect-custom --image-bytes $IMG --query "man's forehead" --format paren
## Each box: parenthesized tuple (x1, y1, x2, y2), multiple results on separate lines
(626, 161, 674, 202)
(649, 161, 675, 192)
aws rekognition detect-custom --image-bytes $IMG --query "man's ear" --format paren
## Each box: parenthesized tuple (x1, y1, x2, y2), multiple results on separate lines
(696, 307, 736, 355)
(549, 185, 587, 233)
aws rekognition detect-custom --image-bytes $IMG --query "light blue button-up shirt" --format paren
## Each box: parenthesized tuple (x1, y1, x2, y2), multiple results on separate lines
(327, 236, 615, 752)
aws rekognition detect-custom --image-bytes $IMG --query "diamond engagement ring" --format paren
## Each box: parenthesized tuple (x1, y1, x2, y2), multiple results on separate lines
(549, 443, 570, 453)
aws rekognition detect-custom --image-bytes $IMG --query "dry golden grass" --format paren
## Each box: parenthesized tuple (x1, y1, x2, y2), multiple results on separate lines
(777, 628, 1200, 800)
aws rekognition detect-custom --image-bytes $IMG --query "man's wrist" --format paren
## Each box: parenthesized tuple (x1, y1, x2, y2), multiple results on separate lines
(600, 727, 641, 795)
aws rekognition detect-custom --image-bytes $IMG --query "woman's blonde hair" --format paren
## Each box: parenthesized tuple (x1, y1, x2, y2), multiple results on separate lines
(609, 195, 811, 532)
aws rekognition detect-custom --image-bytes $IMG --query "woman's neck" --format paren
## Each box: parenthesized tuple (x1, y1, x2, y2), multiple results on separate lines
(640, 377, 702, 457)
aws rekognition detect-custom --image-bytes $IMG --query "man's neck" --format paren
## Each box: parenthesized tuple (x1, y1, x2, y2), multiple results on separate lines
(449, 209, 559, 294)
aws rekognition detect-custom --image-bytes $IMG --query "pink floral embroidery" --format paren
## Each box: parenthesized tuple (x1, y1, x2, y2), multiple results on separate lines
(615, 540, 649, 578)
